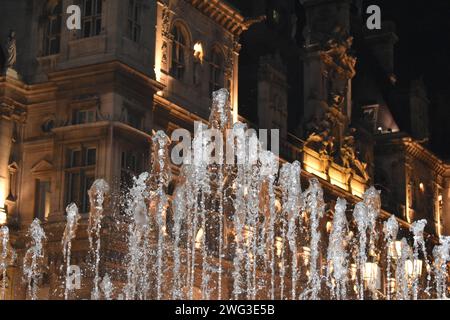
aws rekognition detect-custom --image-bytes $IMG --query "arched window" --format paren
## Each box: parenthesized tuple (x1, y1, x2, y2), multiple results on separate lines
(170, 24, 188, 80)
(43, 1, 62, 56)
(209, 48, 224, 93)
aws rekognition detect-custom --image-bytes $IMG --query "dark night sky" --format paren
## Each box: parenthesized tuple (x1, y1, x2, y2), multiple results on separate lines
(233, 0, 450, 159)
(365, 0, 450, 159)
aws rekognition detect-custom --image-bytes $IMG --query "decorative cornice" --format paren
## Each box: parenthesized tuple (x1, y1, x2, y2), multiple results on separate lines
(377, 134, 448, 176)
(0, 97, 26, 123)
(186, 0, 247, 36)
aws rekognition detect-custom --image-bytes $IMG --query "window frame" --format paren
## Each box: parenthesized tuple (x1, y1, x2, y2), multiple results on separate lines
(43, 1, 62, 56)
(65, 145, 97, 213)
(34, 179, 52, 221)
(72, 107, 97, 125)
(81, 0, 103, 38)
(126, 0, 142, 43)
(170, 24, 188, 80)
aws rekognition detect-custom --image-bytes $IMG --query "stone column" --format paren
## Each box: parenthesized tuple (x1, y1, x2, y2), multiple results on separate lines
(0, 117, 14, 218)
(442, 175, 450, 236)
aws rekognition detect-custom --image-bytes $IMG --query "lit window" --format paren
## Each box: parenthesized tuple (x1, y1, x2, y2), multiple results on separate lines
(35, 180, 51, 221)
(127, 0, 142, 42)
(82, 0, 102, 38)
(43, 1, 62, 56)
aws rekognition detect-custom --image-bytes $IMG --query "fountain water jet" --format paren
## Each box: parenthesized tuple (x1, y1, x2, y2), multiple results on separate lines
(327, 198, 348, 300)
(87, 179, 110, 300)
(62, 203, 80, 300)
(23, 219, 46, 300)
(410, 219, 427, 299)
(383, 215, 398, 300)
(0, 226, 14, 300)
(433, 236, 450, 299)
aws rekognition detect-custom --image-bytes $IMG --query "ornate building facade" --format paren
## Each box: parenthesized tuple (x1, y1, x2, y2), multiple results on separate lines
(0, 0, 448, 299)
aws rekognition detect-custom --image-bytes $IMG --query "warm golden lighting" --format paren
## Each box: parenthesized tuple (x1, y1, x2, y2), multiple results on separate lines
(350, 263, 357, 281)
(303, 150, 327, 180)
(351, 178, 365, 198)
(195, 228, 204, 249)
(393, 240, 403, 259)
(154, 50, 162, 82)
(193, 42, 204, 63)
(301, 246, 311, 266)
(419, 182, 425, 193)
(275, 237, 283, 257)
(0, 179, 6, 209)
(329, 166, 348, 191)
(405, 259, 423, 278)
(326, 221, 332, 233)
(364, 262, 381, 289)
(0, 207, 7, 226)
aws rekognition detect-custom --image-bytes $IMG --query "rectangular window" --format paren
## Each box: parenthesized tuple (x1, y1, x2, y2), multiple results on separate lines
(65, 147, 97, 213)
(127, 0, 142, 42)
(43, 3, 62, 56)
(82, 0, 102, 38)
(124, 107, 143, 130)
(73, 109, 96, 125)
(35, 180, 51, 221)
(120, 150, 143, 192)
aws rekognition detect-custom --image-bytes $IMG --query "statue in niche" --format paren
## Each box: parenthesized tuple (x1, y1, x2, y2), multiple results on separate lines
(5, 30, 17, 69)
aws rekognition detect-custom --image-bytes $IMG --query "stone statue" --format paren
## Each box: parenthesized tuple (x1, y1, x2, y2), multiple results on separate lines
(320, 28, 356, 108)
(340, 135, 369, 181)
(5, 30, 16, 69)
(305, 114, 336, 157)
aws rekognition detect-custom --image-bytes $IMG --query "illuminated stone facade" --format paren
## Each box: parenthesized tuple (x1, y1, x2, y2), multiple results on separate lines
(0, 0, 448, 299)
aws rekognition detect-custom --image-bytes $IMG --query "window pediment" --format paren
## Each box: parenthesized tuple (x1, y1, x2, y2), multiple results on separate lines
(31, 160, 54, 174)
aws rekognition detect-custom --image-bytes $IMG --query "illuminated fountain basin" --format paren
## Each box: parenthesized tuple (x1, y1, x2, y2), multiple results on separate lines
(10, 89, 450, 300)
